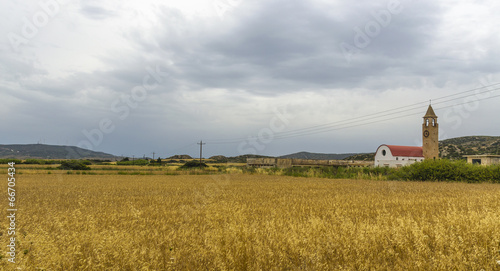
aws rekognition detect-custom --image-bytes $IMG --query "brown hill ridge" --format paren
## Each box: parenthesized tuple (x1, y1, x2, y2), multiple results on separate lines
(439, 135, 500, 159)
(168, 154, 193, 159)
(0, 144, 116, 159)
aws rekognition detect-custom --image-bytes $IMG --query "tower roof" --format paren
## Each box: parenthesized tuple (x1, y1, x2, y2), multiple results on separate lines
(423, 105, 437, 118)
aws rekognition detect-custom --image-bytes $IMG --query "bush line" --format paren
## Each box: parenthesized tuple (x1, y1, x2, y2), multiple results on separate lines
(242, 160, 500, 183)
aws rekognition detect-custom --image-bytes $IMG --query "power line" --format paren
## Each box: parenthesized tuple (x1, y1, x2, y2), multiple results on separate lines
(205, 83, 500, 144)
(272, 92, 500, 140)
(207, 83, 500, 143)
(270, 91, 500, 140)
(271, 87, 500, 140)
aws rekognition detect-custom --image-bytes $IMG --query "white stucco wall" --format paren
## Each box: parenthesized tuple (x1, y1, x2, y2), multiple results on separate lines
(374, 145, 424, 168)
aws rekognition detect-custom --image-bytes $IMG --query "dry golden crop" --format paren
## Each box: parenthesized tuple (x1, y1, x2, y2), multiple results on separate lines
(2, 172, 500, 270)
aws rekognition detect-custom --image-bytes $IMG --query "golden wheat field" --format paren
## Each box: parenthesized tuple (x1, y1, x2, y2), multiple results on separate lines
(2, 171, 500, 270)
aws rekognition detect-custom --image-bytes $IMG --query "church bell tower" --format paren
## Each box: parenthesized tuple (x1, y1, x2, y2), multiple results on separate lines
(422, 105, 439, 160)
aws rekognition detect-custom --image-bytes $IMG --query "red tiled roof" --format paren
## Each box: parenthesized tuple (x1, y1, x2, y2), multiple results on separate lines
(385, 145, 423, 157)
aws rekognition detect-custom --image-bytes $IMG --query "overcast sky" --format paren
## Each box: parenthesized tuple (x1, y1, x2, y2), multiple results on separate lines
(1, 0, 499, 158)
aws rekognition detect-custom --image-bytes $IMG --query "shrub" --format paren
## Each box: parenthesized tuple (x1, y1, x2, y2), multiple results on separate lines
(58, 160, 91, 170)
(179, 161, 208, 169)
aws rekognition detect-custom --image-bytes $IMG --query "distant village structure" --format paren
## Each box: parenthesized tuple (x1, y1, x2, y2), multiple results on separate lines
(248, 105, 441, 169)
(374, 105, 439, 168)
(463, 155, 500, 166)
(247, 104, 500, 169)
(246, 158, 372, 168)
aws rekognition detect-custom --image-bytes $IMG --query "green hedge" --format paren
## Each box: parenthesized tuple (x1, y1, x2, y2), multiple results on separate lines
(392, 159, 500, 183)
(0, 159, 22, 164)
(261, 160, 500, 183)
(22, 159, 64, 165)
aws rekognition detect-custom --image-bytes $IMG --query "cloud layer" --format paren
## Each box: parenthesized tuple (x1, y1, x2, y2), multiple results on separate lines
(1, 0, 499, 157)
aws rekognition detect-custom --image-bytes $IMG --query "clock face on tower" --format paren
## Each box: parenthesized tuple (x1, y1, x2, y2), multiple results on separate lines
(423, 130, 430, 138)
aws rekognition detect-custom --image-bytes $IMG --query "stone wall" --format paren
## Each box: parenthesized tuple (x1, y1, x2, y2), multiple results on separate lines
(247, 158, 373, 168)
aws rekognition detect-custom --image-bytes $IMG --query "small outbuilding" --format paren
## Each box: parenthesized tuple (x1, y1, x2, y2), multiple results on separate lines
(463, 155, 500, 166)
(374, 145, 424, 168)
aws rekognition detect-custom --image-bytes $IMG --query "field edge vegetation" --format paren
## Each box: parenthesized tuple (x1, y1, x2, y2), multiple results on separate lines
(0, 159, 499, 183)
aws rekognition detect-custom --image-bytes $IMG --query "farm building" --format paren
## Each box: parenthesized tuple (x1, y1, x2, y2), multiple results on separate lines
(374, 145, 424, 168)
(463, 155, 500, 165)
(375, 105, 439, 168)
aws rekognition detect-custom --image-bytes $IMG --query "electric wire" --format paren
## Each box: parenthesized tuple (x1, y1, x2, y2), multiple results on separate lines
(205, 83, 500, 144)
(269, 86, 500, 140)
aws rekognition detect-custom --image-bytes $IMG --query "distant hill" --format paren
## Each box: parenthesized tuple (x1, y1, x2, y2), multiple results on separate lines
(343, 153, 375, 161)
(439, 136, 500, 159)
(0, 144, 117, 159)
(168, 154, 193, 159)
(209, 155, 229, 163)
(6, 135, 496, 161)
(279, 151, 358, 160)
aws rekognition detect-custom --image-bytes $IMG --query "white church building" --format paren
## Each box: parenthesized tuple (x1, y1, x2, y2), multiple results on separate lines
(374, 105, 439, 168)
(374, 145, 424, 168)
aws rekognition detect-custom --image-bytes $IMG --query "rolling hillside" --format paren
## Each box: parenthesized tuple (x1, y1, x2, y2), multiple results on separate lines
(0, 144, 117, 160)
(2, 135, 498, 161)
(439, 136, 500, 159)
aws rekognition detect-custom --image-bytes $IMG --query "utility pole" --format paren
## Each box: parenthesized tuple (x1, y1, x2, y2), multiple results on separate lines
(152, 152, 155, 161)
(197, 140, 206, 169)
